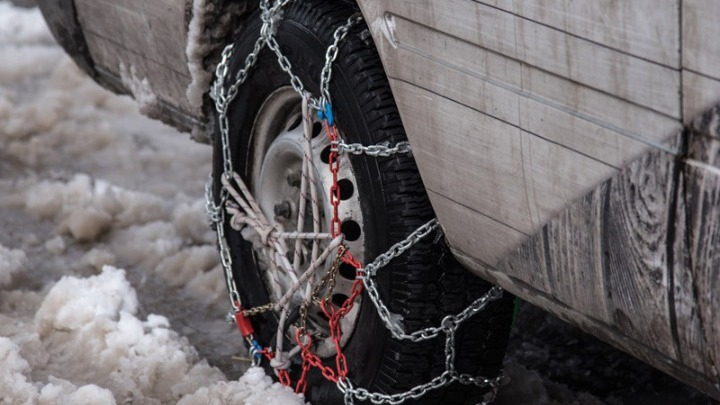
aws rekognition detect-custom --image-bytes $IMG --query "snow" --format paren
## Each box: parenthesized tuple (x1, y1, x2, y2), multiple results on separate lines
(178, 367, 310, 405)
(185, 0, 214, 112)
(0, 3, 307, 404)
(495, 361, 604, 405)
(184, 0, 255, 121)
(0, 266, 299, 404)
(119, 63, 162, 118)
(0, 264, 306, 404)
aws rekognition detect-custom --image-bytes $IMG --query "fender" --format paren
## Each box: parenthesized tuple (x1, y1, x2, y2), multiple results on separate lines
(39, 1, 93, 81)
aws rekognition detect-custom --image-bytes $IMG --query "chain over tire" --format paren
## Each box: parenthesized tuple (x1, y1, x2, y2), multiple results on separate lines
(211, 1, 515, 403)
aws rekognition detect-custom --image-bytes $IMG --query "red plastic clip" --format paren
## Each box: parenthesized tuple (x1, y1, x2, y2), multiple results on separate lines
(234, 307, 255, 337)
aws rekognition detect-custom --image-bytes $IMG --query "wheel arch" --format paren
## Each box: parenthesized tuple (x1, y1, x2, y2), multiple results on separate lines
(38, 0, 99, 84)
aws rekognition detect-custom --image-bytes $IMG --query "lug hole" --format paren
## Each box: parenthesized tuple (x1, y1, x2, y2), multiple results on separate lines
(312, 122, 323, 138)
(338, 179, 354, 200)
(332, 293, 349, 307)
(320, 145, 331, 164)
(341, 220, 361, 241)
(339, 262, 357, 280)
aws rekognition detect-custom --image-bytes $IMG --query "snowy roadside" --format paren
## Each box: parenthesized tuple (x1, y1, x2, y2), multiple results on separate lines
(0, 3, 306, 404)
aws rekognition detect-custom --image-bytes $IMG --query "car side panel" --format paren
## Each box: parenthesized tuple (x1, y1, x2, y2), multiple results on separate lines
(73, 0, 199, 130)
(357, 0, 720, 400)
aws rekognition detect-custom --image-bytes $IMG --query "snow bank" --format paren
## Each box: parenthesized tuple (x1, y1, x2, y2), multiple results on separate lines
(0, 45, 63, 83)
(1, 59, 132, 167)
(20, 173, 224, 301)
(0, 267, 305, 404)
(34, 267, 224, 403)
(0, 338, 115, 405)
(179, 367, 307, 405)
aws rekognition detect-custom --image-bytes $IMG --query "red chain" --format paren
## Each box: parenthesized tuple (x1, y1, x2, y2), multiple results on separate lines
(260, 348, 292, 386)
(294, 274, 364, 392)
(326, 121, 343, 238)
(292, 120, 366, 393)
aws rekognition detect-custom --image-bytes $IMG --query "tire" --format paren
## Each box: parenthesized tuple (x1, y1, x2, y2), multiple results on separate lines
(212, 1, 515, 403)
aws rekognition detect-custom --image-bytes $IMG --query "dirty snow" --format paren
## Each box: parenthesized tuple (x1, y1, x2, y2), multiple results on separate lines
(185, 0, 214, 112)
(184, 0, 253, 124)
(119, 63, 162, 118)
(0, 3, 306, 404)
(0, 243, 25, 286)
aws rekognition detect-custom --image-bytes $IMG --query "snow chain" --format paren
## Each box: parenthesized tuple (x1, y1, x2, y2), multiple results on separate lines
(205, 1, 505, 403)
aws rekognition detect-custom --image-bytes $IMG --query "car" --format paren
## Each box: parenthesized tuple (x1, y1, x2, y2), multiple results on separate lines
(41, 0, 720, 404)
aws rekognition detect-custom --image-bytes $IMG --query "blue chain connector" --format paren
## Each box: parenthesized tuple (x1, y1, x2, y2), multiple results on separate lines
(251, 339, 263, 359)
(317, 102, 335, 126)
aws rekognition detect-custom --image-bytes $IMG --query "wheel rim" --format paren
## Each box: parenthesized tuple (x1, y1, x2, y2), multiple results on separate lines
(248, 86, 365, 356)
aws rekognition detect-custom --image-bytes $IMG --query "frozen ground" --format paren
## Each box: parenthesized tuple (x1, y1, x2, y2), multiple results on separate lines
(0, 2, 717, 405)
(0, 3, 304, 404)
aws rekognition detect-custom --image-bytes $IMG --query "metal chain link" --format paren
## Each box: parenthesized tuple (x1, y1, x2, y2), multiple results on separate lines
(318, 13, 363, 108)
(206, 1, 506, 403)
(205, 178, 221, 225)
(363, 219, 439, 277)
(298, 245, 346, 333)
(338, 141, 412, 157)
(242, 303, 276, 317)
(208, 0, 287, 314)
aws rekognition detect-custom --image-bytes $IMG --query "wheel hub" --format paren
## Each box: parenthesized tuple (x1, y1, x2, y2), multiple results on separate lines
(250, 87, 366, 356)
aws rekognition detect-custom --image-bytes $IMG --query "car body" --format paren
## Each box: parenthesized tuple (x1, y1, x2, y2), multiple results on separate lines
(41, 0, 720, 400)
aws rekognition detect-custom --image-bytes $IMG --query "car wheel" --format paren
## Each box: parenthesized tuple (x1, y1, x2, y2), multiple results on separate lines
(212, 1, 515, 403)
